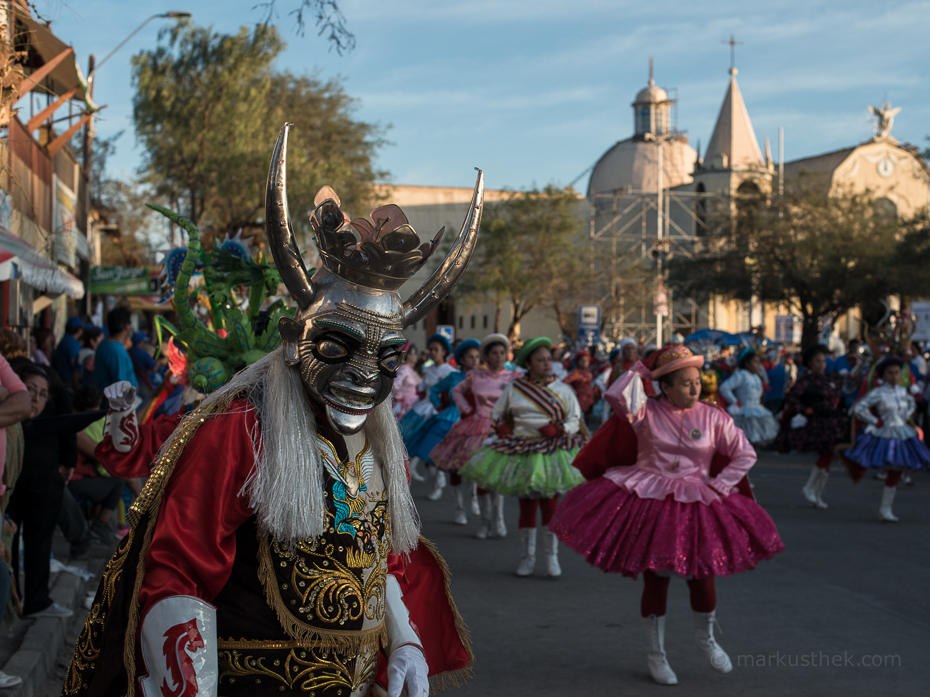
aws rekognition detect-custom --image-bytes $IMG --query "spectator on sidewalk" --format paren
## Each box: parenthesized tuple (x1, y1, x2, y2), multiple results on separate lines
(51, 317, 84, 393)
(95, 308, 136, 394)
(0, 352, 30, 687)
(128, 332, 158, 399)
(77, 327, 103, 387)
(70, 386, 125, 546)
(7, 363, 75, 619)
(30, 327, 54, 367)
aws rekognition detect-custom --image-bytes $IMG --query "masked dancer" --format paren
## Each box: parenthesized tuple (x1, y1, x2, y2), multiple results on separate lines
(64, 125, 479, 697)
(550, 347, 783, 685)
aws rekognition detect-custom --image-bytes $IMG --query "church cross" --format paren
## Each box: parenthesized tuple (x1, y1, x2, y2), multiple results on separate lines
(722, 34, 743, 70)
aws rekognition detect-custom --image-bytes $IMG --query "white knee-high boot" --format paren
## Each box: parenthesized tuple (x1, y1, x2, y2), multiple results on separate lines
(492, 493, 507, 538)
(879, 485, 899, 522)
(516, 528, 536, 577)
(475, 494, 492, 539)
(643, 614, 678, 685)
(693, 610, 732, 673)
(427, 467, 446, 501)
(542, 526, 561, 578)
(409, 456, 426, 482)
(470, 482, 481, 516)
(452, 485, 468, 525)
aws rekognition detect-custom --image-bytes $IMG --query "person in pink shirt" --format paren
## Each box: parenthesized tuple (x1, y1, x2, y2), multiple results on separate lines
(0, 354, 32, 494)
(431, 334, 517, 534)
(391, 343, 419, 418)
(550, 345, 784, 686)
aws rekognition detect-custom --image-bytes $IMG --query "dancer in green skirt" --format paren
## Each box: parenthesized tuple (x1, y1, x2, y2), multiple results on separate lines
(461, 337, 587, 578)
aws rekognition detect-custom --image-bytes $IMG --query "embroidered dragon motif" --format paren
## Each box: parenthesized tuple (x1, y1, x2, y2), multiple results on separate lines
(160, 619, 205, 697)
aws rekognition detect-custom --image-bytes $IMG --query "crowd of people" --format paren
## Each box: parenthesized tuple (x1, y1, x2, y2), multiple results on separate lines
(389, 327, 927, 686)
(0, 307, 169, 689)
(2, 172, 922, 694)
(4, 300, 923, 692)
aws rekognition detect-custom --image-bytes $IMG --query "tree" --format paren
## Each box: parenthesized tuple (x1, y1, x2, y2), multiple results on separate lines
(131, 22, 385, 247)
(668, 175, 902, 348)
(256, 0, 355, 54)
(457, 185, 585, 342)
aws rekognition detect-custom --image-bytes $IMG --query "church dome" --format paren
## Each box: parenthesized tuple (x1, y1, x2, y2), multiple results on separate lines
(634, 81, 669, 105)
(587, 70, 696, 199)
(587, 136, 696, 198)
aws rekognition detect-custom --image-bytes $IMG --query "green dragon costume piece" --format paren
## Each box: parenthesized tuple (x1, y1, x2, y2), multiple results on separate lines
(146, 204, 296, 393)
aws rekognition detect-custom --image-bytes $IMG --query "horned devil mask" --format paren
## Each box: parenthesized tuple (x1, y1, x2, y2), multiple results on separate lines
(265, 123, 484, 434)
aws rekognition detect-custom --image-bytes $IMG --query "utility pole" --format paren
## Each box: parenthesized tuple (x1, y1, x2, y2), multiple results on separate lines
(778, 127, 785, 196)
(655, 135, 663, 347)
(82, 54, 95, 317)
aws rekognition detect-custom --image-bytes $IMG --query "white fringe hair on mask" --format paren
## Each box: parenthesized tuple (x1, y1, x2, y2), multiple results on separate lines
(153, 347, 420, 554)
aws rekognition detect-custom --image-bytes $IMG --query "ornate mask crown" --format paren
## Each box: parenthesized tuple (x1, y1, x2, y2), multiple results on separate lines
(265, 123, 482, 324)
(264, 123, 483, 434)
(312, 187, 444, 292)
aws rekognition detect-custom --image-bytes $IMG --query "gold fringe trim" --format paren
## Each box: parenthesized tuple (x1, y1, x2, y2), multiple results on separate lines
(121, 395, 236, 697)
(417, 535, 476, 694)
(256, 531, 388, 654)
(218, 637, 306, 650)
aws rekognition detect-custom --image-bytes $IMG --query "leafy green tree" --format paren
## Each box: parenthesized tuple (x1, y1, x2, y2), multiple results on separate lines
(131, 22, 385, 246)
(457, 185, 585, 341)
(668, 175, 902, 348)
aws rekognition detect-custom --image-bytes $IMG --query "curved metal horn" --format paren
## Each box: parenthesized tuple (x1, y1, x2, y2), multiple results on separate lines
(266, 123, 315, 309)
(402, 169, 484, 328)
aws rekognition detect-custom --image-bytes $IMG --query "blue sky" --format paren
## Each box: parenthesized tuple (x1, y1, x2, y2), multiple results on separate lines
(49, 0, 930, 193)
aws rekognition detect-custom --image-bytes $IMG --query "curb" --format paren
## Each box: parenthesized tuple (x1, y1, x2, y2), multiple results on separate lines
(3, 557, 105, 697)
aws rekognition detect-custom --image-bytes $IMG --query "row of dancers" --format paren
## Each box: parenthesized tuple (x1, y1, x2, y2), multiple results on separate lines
(713, 343, 929, 521)
(396, 335, 784, 685)
(395, 332, 928, 685)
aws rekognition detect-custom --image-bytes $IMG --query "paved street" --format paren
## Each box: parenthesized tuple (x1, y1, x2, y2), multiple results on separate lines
(413, 452, 930, 696)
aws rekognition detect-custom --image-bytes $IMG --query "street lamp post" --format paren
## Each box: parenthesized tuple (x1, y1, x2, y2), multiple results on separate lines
(88, 11, 191, 85)
(82, 11, 190, 309)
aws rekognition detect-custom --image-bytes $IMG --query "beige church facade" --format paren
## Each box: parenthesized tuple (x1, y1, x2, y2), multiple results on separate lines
(591, 63, 930, 345)
(379, 63, 929, 351)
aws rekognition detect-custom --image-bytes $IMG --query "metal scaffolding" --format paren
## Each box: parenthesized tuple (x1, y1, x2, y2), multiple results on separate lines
(588, 187, 711, 345)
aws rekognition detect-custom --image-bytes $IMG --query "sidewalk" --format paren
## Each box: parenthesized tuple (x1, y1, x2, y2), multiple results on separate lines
(0, 533, 109, 697)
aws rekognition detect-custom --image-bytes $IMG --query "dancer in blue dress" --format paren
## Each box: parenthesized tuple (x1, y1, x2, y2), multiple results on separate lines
(843, 356, 930, 521)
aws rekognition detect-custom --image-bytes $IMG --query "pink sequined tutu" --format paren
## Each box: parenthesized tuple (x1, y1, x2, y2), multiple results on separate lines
(549, 476, 784, 579)
(430, 416, 492, 472)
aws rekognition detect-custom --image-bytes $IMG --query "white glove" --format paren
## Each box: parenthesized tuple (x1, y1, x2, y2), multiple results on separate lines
(727, 405, 741, 417)
(103, 381, 139, 453)
(864, 423, 880, 436)
(387, 644, 429, 697)
(104, 381, 137, 412)
(790, 413, 808, 429)
(910, 383, 921, 395)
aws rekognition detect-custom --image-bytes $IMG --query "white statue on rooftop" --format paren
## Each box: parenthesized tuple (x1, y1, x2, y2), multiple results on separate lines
(869, 102, 901, 140)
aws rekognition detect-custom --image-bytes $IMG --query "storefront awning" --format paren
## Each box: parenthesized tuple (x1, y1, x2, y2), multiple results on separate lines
(0, 227, 84, 298)
(14, 9, 99, 112)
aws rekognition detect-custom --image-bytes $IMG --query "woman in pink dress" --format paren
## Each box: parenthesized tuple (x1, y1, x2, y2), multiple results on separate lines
(550, 346, 784, 686)
(391, 343, 419, 418)
(430, 334, 517, 535)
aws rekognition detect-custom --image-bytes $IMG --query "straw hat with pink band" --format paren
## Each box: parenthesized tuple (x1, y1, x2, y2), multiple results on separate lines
(647, 345, 705, 380)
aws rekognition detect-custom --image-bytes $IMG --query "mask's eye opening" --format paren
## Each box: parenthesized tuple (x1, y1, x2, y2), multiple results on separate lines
(312, 337, 352, 364)
(378, 350, 407, 377)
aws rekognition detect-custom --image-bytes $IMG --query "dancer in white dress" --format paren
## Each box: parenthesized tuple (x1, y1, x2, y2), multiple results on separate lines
(719, 349, 779, 445)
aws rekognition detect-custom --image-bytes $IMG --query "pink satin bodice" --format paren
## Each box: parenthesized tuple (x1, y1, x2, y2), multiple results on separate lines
(603, 361, 756, 504)
(452, 368, 517, 419)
